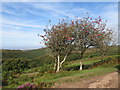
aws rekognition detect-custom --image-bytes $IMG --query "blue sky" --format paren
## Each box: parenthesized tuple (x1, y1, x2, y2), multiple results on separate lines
(1, 2, 118, 50)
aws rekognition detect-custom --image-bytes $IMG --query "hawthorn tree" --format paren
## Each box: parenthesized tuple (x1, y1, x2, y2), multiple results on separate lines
(39, 19, 75, 72)
(72, 16, 112, 70)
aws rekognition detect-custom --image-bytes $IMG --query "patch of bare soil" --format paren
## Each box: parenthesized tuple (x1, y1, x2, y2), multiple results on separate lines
(52, 72, 119, 88)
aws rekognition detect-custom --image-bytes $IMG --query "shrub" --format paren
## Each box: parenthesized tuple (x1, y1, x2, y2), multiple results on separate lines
(114, 64, 120, 70)
(64, 56, 118, 71)
(17, 83, 37, 89)
(37, 82, 54, 88)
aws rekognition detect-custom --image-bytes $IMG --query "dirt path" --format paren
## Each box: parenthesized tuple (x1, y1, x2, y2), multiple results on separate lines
(53, 72, 119, 88)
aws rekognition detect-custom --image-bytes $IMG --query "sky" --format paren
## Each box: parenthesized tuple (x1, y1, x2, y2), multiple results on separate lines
(0, 1, 118, 50)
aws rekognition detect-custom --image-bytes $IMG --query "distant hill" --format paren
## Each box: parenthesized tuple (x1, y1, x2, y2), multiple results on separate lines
(2, 45, 119, 59)
(2, 48, 48, 59)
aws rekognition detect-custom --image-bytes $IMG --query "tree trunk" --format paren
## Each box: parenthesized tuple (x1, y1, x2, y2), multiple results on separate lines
(56, 55, 60, 72)
(79, 52, 84, 70)
(79, 61, 82, 70)
(54, 58, 57, 71)
(60, 54, 68, 68)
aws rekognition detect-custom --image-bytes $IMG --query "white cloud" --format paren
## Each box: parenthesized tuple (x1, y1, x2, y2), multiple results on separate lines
(29, 3, 89, 19)
(1, 3, 51, 19)
(5, 22, 45, 28)
(2, 29, 45, 49)
(2, 18, 46, 28)
(100, 3, 118, 44)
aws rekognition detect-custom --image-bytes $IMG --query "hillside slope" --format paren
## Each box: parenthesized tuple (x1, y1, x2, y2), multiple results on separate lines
(2, 45, 119, 88)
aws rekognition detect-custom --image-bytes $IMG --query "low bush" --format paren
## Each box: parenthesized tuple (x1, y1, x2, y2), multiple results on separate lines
(64, 56, 118, 71)
(114, 64, 120, 70)
(17, 83, 37, 89)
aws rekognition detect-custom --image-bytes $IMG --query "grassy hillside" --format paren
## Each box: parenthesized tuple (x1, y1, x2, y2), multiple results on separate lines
(2, 45, 119, 88)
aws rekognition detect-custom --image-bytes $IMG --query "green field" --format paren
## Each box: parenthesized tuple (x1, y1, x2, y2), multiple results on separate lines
(1, 45, 119, 88)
